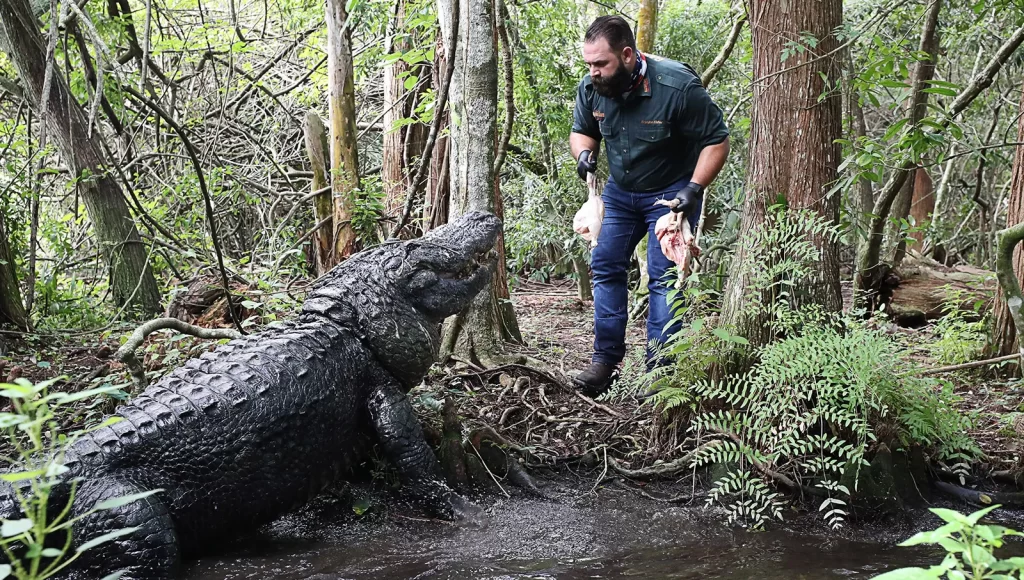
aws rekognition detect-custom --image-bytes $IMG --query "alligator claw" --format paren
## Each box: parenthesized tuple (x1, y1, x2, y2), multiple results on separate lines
(449, 493, 487, 527)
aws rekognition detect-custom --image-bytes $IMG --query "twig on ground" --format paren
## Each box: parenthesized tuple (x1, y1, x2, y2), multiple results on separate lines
(911, 353, 1019, 376)
(575, 391, 625, 418)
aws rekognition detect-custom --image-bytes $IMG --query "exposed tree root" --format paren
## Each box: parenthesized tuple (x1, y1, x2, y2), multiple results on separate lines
(606, 440, 721, 479)
(935, 480, 1024, 508)
(469, 427, 550, 498)
(611, 478, 702, 504)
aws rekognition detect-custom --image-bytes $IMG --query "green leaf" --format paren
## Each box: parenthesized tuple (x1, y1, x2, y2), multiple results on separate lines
(47, 385, 124, 405)
(240, 300, 262, 309)
(930, 508, 972, 526)
(94, 489, 164, 511)
(969, 544, 994, 566)
(990, 557, 1024, 571)
(936, 537, 966, 553)
(1, 518, 33, 537)
(352, 497, 372, 516)
(40, 548, 63, 557)
(965, 504, 1000, 525)
(77, 527, 141, 552)
(1, 468, 46, 482)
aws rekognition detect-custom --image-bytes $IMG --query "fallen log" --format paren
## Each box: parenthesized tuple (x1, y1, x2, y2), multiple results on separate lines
(888, 251, 995, 326)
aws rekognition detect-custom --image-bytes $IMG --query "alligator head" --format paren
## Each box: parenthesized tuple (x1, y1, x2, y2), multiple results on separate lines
(301, 211, 501, 388)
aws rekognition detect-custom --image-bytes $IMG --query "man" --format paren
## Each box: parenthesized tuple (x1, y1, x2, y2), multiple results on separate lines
(570, 15, 730, 396)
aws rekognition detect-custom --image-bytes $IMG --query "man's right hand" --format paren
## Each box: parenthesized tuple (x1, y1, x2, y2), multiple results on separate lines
(576, 150, 597, 180)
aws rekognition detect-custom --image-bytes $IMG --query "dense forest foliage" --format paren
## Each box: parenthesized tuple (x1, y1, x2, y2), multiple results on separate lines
(2, 0, 1024, 544)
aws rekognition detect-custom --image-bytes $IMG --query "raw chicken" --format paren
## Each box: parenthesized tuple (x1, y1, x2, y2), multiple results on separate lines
(573, 172, 604, 249)
(654, 199, 701, 284)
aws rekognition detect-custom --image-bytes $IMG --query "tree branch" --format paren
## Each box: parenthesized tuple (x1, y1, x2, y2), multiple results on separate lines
(116, 317, 241, 392)
(996, 221, 1024, 364)
(492, 0, 514, 177)
(119, 84, 245, 334)
(702, 10, 746, 88)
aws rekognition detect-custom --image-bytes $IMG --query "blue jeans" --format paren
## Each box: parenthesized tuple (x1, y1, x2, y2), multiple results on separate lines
(591, 177, 702, 366)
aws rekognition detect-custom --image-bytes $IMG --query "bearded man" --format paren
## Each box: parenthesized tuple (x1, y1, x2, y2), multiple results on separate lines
(570, 15, 730, 396)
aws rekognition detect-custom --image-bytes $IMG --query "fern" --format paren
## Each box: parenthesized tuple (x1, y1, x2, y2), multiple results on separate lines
(650, 205, 978, 530)
(690, 325, 979, 529)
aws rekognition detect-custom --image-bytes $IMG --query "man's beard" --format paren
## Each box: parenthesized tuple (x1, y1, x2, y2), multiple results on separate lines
(592, 58, 631, 97)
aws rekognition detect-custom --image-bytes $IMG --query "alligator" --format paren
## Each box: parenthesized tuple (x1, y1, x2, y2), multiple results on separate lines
(0, 211, 501, 579)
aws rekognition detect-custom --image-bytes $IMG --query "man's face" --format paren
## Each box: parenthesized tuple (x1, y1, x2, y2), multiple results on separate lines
(583, 37, 634, 97)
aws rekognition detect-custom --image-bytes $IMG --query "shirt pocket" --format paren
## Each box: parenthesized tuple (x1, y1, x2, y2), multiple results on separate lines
(636, 124, 670, 143)
(634, 124, 671, 162)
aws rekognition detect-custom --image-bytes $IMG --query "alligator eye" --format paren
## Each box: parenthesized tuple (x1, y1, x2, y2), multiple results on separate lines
(407, 270, 437, 293)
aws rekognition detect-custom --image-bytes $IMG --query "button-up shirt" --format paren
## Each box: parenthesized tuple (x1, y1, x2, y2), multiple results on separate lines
(571, 55, 729, 192)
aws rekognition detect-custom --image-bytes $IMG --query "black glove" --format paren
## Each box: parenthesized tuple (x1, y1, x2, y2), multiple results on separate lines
(671, 182, 705, 215)
(576, 150, 597, 180)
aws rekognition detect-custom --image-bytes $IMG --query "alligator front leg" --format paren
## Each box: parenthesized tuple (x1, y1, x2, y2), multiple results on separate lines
(367, 383, 479, 520)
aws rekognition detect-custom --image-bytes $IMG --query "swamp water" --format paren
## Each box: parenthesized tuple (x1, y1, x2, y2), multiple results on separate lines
(186, 487, 948, 579)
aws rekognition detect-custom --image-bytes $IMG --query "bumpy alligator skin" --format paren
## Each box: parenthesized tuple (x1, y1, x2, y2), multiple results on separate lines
(0, 211, 501, 579)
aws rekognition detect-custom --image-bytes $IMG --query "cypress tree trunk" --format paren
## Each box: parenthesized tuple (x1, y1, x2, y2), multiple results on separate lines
(907, 168, 935, 250)
(326, 0, 360, 257)
(0, 0, 161, 315)
(719, 0, 843, 349)
(988, 84, 1024, 358)
(0, 210, 29, 330)
(635, 0, 657, 53)
(887, 0, 942, 271)
(424, 13, 451, 232)
(383, 0, 411, 220)
(440, 0, 522, 366)
(303, 111, 335, 275)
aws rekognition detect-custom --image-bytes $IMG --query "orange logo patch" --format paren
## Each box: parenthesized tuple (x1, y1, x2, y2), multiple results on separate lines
(592, 110, 605, 120)
(640, 119, 664, 125)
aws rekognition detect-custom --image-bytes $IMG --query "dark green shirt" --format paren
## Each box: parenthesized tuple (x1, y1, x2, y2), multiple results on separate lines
(572, 55, 729, 192)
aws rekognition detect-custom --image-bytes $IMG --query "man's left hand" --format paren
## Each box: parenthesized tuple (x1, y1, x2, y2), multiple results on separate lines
(670, 182, 704, 216)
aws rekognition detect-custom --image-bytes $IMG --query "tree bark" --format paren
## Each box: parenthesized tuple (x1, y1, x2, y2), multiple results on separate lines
(719, 0, 843, 349)
(632, 0, 658, 300)
(845, 50, 874, 268)
(635, 0, 657, 53)
(988, 84, 1024, 358)
(326, 0, 360, 258)
(303, 110, 335, 275)
(0, 209, 29, 330)
(907, 167, 935, 250)
(425, 11, 452, 231)
(0, 0, 161, 315)
(383, 0, 415, 221)
(441, 0, 522, 366)
(887, 0, 942, 271)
